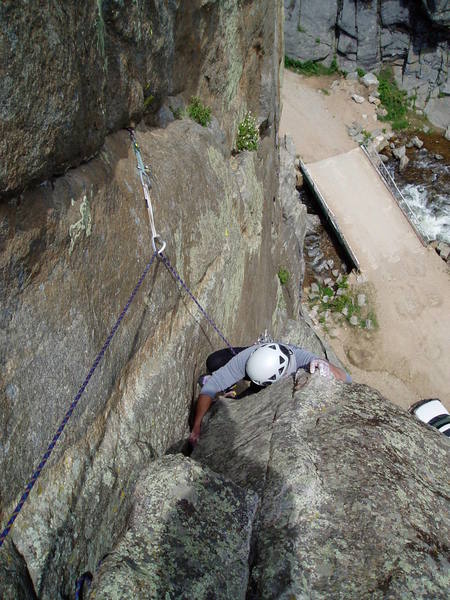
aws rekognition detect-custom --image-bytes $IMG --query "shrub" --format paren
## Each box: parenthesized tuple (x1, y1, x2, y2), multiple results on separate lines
(285, 56, 339, 77)
(357, 67, 366, 78)
(278, 268, 290, 285)
(377, 67, 410, 128)
(236, 112, 259, 152)
(187, 97, 211, 127)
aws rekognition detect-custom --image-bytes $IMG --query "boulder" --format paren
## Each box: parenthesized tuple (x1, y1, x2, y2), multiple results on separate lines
(437, 242, 450, 261)
(445, 126, 450, 141)
(399, 155, 410, 171)
(346, 71, 359, 81)
(352, 94, 365, 104)
(425, 96, 450, 129)
(392, 145, 406, 159)
(361, 73, 379, 88)
(193, 377, 450, 598)
(87, 455, 258, 599)
(349, 314, 359, 325)
(411, 136, 424, 149)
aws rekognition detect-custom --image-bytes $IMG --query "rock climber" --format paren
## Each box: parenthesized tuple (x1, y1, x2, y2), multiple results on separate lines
(189, 342, 351, 445)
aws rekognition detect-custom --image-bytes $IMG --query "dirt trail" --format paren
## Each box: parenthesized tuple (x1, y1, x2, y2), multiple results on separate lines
(280, 69, 450, 410)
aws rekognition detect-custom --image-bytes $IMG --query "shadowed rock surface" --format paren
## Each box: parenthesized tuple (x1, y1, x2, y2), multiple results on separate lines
(193, 375, 450, 598)
(87, 455, 258, 599)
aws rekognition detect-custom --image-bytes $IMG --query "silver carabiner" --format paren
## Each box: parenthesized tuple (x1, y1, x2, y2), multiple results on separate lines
(152, 234, 166, 256)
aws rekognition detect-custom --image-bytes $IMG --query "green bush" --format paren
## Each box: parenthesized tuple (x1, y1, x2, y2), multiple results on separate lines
(285, 55, 339, 77)
(356, 67, 366, 78)
(278, 268, 290, 285)
(236, 112, 259, 152)
(377, 68, 410, 128)
(187, 97, 211, 127)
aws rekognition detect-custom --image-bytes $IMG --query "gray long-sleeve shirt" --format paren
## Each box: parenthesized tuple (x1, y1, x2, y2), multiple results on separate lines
(200, 343, 319, 399)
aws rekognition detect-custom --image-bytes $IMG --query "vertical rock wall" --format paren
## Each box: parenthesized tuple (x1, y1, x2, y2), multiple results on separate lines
(0, 1, 292, 598)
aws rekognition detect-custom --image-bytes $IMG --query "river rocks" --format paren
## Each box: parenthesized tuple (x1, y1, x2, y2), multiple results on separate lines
(87, 455, 258, 599)
(392, 145, 406, 159)
(436, 241, 450, 262)
(399, 154, 410, 171)
(192, 376, 450, 598)
(411, 136, 424, 149)
(352, 94, 365, 104)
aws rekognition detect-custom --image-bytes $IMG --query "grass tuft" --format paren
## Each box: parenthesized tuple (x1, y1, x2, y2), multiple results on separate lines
(285, 55, 340, 77)
(187, 97, 212, 127)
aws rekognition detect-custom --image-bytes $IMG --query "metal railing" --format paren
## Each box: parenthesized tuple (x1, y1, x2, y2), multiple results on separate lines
(361, 144, 430, 246)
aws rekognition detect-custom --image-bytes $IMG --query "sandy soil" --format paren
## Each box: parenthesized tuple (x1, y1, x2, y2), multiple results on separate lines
(280, 69, 450, 411)
(281, 69, 386, 162)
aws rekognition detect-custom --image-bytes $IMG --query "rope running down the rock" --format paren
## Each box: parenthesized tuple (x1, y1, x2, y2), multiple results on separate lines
(127, 128, 236, 355)
(0, 129, 236, 562)
(0, 251, 158, 548)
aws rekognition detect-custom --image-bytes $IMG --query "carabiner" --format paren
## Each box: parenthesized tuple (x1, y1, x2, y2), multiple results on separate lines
(152, 234, 166, 256)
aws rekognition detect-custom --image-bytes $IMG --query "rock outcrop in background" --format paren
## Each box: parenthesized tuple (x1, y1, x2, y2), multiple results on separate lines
(0, 1, 290, 597)
(88, 370, 450, 598)
(284, 0, 450, 127)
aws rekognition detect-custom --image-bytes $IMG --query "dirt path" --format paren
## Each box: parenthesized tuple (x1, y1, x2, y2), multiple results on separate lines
(280, 69, 450, 411)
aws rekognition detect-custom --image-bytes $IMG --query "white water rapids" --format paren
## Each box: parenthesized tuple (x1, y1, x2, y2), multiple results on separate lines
(386, 149, 450, 244)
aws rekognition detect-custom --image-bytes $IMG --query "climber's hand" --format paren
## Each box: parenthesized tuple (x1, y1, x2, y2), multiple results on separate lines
(309, 358, 333, 379)
(189, 426, 200, 447)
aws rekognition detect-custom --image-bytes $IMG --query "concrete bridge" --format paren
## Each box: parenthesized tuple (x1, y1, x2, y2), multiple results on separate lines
(281, 69, 450, 409)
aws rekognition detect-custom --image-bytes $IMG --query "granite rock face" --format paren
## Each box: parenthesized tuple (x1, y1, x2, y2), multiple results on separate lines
(284, 0, 450, 128)
(87, 455, 259, 599)
(193, 375, 450, 599)
(0, 0, 282, 196)
(0, 1, 288, 597)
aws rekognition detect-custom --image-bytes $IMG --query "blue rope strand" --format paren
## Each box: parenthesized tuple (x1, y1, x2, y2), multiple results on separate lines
(0, 252, 158, 548)
(159, 252, 236, 355)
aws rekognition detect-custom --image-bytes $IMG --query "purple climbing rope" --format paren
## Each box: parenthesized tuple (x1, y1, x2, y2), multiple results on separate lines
(75, 572, 93, 599)
(0, 251, 158, 548)
(159, 252, 236, 355)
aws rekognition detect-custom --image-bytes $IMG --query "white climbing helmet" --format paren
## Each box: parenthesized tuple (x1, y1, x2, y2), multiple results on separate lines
(245, 343, 293, 387)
